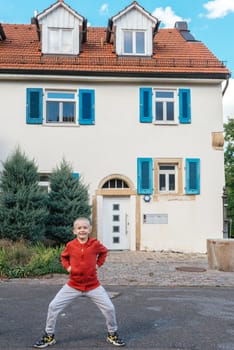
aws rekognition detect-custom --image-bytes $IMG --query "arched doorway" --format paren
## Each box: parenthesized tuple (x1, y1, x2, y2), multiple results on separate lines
(96, 174, 137, 250)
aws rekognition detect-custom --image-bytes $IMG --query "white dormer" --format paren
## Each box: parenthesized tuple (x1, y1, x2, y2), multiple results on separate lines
(37, 0, 85, 55)
(108, 1, 159, 57)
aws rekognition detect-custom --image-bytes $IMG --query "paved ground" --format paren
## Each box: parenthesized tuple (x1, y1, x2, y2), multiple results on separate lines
(5, 250, 234, 287)
(2, 251, 234, 350)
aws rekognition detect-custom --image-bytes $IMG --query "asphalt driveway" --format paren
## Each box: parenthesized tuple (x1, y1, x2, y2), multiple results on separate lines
(1, 282, 234, 350)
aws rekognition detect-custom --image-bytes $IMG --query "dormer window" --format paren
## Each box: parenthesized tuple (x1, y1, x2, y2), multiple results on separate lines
(107, 1, 159, 57)
(48, 27, 73, 54)
(37, 1, 85, 56)
(123, 30, 145, 55)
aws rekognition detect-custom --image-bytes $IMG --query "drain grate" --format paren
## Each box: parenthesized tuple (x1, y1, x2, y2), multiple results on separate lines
(175, 266, 206, 272)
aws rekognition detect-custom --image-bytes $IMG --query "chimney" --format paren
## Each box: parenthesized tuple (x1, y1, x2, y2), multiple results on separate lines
(175, 21, 188, 31)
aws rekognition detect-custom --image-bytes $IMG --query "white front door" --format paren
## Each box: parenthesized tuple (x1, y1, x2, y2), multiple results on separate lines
(102, 197, 130, 250)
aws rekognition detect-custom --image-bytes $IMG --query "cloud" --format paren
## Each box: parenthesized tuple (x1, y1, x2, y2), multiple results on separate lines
(152, 6, 190, 28)
(203, 0, 234, 18)
(223, 78, 234, 123)
(99, 3, 109, 16)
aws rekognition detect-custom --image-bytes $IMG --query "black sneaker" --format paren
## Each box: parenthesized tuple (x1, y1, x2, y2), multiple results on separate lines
(34, 333, 56, 348)
(106, 332, 125, 346)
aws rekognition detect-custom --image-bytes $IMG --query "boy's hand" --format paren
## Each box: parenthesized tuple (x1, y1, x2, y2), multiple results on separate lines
(67, 266, 71, 273)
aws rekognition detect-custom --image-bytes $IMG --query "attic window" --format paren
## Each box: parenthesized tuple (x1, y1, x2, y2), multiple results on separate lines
(123, 30, 145, 55)
(48, 27, 73, 54)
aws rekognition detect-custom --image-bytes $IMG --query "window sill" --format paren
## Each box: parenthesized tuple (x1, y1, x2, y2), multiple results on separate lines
(118, 54, 151, 58)
(153, 193, 196, 201)
(153, 121, 178, 126)
(43, 123, 80, 127)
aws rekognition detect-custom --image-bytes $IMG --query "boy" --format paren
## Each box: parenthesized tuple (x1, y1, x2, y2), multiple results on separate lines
(34, 217, 125, 348)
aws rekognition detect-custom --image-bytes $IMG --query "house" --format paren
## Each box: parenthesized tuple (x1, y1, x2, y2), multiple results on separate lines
(0, 0, 230, 252)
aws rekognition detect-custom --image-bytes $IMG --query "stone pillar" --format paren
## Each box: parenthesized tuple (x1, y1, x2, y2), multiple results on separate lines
(207, 239, 234, 272)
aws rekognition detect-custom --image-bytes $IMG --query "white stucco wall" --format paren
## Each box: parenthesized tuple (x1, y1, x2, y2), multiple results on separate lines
(0, 76, 225, 252)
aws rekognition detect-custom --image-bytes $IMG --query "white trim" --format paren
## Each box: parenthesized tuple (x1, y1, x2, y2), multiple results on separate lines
(112, 3, 157, 24)
(37, 2, 84, 22)
(0, 74, 224, 85)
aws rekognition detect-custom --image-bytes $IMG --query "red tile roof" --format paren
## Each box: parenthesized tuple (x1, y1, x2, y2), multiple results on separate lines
(0, 23, 230, 78)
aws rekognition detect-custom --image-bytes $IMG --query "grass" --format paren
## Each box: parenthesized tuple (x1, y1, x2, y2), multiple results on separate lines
(0, 239, 66, 278)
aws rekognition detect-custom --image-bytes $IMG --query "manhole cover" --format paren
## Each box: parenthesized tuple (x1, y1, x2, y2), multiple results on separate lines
(176, 266, 206, 272)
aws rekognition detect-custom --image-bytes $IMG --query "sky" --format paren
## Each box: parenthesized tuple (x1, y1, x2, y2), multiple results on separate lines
(0, 0, 233, 122)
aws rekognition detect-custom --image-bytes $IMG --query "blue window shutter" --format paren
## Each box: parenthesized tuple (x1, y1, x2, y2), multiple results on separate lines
(139, 88, 152, 123)
(179, 89, 191, 124)
(186, 158, 200, 194)
(26, 88, 43, 124)
(79, 89, 95, 125)
(72, 173, 79, 179)
(137, 158, 153, 194)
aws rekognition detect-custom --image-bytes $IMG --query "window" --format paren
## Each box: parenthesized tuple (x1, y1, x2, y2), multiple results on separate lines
(26, 88, 95, 125)
(38, 172, 79, 193)
(138, 158, 200, 197)
(154, 90, 176, 123)
(158, 164, 177, 193)
(39, 173, 50, 192)
(46, 91, 76, 124)
(137, 158, 200, 197)
(102, 179, 129, 189)
(139, 87, 191, 124)
(48, 28, 73, 54)
(154, 159, 182, 195)
(123, 30, 145, 55)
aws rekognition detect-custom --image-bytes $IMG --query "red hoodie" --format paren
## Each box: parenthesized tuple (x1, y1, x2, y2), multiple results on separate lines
(61, 237, 108, 291)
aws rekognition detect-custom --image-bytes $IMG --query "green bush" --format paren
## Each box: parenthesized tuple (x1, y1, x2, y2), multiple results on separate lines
(0, 240, 66, 278)
(27, 243, 65, 275)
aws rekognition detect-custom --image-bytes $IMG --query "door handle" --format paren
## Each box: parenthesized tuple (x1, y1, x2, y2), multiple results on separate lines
(125, 213, 128, 235)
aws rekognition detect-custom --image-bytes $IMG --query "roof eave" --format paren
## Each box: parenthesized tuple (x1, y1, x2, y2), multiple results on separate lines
(0, 68, 230, 80)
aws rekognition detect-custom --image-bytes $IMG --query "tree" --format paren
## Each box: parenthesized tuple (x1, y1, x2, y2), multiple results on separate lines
(224, 117, 234, 236)
(46, 159, 91, 244)
(0, 148, 48, 241)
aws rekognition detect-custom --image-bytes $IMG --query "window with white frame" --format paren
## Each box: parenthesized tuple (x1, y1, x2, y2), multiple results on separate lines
(46, 91, 76, 124)
(138, 158, 199, 196)
(26, 88, 95, 125)
(123, 30, 145, 55)
(38, 172, 79, 192)
(158, 164, 177, 193)
(39, 173, 51, 193)
(48, 28, 73, 54)
(102, 178, 129, 189)
(140, 87, 191, 124)
(153, 90, 177, 123)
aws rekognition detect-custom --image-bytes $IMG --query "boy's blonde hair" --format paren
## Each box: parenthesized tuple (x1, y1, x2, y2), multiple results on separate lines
(73, 217, 91, 228)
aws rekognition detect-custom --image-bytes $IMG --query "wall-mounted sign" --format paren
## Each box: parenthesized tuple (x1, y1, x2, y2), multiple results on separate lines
(143, 214, 168, 224)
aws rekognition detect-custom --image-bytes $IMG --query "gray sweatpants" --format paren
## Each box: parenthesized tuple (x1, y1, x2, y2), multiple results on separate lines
(45, 284, 118, 335)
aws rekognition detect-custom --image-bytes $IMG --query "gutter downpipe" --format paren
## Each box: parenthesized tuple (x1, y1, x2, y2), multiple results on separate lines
(222, 78, 229, 96)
